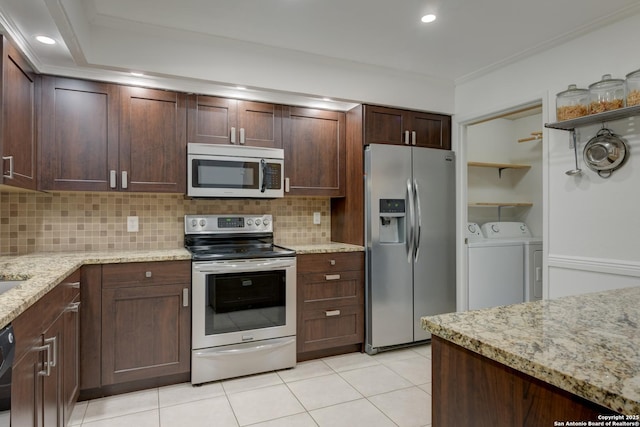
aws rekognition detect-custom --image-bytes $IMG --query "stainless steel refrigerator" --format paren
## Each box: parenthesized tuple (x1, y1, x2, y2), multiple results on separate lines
(365, 143, 456, 354)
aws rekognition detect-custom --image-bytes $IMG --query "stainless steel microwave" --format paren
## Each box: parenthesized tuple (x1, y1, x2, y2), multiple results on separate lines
(187, 143, 284, 198)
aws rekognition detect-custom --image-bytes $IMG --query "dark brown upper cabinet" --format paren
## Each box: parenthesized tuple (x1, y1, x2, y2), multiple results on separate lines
(283, 107, 346, 197)
(1, 36, 39, 191)
(363, 105, 451, 150)
(187, 95, 283, 148)
(40, 78, 186, 193)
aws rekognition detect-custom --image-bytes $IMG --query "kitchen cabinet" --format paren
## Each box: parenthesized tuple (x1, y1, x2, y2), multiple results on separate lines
(283, 107, 346, 197)
(11, 269, 81, 427)
(431, 336, 611, 426)
(187, 94, 283, 148)
(363, 104, 451, 149)
(119, 86, 186, 192)
(296, 252, 364, 361)
(40, 77, 186, 193)
(100, 261, 191, 387)
(1, 35, 38, 191)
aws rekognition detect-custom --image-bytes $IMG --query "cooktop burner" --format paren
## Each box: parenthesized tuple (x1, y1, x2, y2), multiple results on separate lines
(184, 214, 295, 261)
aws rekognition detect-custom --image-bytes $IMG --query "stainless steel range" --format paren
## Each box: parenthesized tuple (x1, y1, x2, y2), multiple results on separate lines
(184, 214, 297, 384)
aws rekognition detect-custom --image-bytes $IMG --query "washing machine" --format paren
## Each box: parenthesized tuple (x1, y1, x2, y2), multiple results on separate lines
(481, 222, 543, 302)
(466, 222, 525, 310)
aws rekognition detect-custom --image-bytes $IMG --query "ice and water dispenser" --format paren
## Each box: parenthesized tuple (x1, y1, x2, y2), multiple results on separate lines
(378, 199, 406, 243)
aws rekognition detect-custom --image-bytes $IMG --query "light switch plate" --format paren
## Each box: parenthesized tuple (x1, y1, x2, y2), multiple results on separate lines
(127, 216, 139, 232)
(313, 212, 321, 225)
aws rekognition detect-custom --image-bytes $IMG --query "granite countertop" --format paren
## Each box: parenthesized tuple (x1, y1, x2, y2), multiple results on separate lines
(422, 287, 640, 415)
(0, 243, 363, 329)
(0, 249, 191, 329)
(281, 242, 365, 254)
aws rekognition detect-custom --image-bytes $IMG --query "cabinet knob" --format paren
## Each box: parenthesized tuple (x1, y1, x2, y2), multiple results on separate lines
(145, 271, 152, 278)
(329, 259, 336, 266)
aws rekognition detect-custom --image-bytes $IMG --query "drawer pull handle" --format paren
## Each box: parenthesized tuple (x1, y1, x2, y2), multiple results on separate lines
(69, 281, 81, 289)
(36, 343, 51, 376)
(145, 271, 152, 278)
(183, 288, 189, 307)
(325, 274, 341, 281)
(325, 310, 341, 317)
(66, 302, 81, 313)
(329, 259, 336, 266)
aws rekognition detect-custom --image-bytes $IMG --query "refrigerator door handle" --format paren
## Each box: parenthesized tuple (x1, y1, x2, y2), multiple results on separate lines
(406, 179, 415, 263)
(413, 179, 422, 261)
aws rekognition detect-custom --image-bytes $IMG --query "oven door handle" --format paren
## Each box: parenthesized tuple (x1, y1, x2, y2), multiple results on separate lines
(193, 258, 295, 274)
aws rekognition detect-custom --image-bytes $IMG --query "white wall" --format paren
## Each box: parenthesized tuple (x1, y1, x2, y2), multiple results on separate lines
(456, 13, 640, 298)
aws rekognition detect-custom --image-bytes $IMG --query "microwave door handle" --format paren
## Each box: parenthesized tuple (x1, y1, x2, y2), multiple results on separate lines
(260, 159, 267, 193)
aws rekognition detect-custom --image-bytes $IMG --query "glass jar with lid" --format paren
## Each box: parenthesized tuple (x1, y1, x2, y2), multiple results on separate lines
(588, 74, 625, 114)
(625, 68, 640, 107)
(556, 84, 589, 120)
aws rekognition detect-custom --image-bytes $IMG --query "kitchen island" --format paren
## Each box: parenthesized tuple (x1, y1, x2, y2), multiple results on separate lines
(422, 287, 640, 426)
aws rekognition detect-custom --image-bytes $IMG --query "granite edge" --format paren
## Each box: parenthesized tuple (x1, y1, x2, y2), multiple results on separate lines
(0, 249, 192, 329)
(421, 316, 639, 415)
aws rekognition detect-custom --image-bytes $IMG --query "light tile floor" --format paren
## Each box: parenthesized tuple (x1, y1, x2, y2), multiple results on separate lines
(69, 344, 432, 427)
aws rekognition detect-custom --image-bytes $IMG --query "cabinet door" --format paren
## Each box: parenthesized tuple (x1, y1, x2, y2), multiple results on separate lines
(101, 283, 191, 385)
(187, 95, 237, 145)
(1, 36, 38, 190)
(363, 105, 408, 146)
(62, 292, 80, 426)
(411, 111, 451, 149)
(40, 77, 119, 191)
(283, 107, 345, 197)
(119, 86, 186, 193)
(11, 348, 42, 427)
(187, 95, 282, 148)
(41, 316, 64, 427)
(237, 101, 283, 148)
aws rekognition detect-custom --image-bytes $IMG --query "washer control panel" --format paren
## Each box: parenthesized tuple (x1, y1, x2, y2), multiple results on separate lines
(481, 222, 531, 238)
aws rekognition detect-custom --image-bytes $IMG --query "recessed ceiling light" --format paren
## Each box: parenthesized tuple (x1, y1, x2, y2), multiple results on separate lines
(421, 14, 436, 23)
(35, 35, 56, 45)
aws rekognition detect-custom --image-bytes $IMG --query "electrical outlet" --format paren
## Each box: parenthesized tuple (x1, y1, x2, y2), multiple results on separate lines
(313, 212, 321, 225)
(127, 216, 139, 232)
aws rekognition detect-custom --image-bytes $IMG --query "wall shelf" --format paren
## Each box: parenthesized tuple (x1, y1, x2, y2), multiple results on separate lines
(545, 105, 640, 131)
(468, 202, 533, 208)
(468, 161, 531, 170)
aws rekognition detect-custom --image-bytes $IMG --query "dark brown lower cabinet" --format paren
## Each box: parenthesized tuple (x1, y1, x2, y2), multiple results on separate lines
(11, 270, 80, 427)
(431, 336, 615, 426)
(80, 261, 191, 398)
(297, 252, 364, 361)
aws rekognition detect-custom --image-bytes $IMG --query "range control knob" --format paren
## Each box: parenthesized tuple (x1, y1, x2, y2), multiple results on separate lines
(199, 219, 206, 227)
(491, 224, 500, 233)
(520, 224, 526, 231)
(247, 219, 254, 226)
(191, 219, 197, 227)
(263, 218, 270, 226)
(255, 219, 262, 226)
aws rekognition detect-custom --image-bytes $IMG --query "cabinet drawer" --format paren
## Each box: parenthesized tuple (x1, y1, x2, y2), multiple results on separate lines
(298, 305, 364, 353)
(299, 270, 363, 309)
(297, 252, 363, 273)
(102, 261, 190, 288)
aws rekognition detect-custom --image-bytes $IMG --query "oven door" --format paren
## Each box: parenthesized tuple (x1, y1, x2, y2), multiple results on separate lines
(192, 257, 296, 349)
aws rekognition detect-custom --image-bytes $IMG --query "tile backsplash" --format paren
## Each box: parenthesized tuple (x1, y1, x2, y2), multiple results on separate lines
(0, 192, 331, 255)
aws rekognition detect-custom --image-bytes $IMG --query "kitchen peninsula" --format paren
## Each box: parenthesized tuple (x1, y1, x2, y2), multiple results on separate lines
(422, 287, 640, 426)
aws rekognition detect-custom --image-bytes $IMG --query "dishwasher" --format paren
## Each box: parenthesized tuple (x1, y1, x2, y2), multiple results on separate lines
(0, 324, 15, 426)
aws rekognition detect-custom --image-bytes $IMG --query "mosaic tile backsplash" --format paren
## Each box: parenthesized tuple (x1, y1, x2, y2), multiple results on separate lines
(0, 192, 331, 255)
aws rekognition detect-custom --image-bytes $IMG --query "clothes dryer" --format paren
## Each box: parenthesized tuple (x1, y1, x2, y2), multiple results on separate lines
(466, 222, 524, 310)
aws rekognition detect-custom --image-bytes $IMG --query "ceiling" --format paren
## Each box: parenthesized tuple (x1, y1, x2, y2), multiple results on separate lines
(1, 0, 640, 110)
